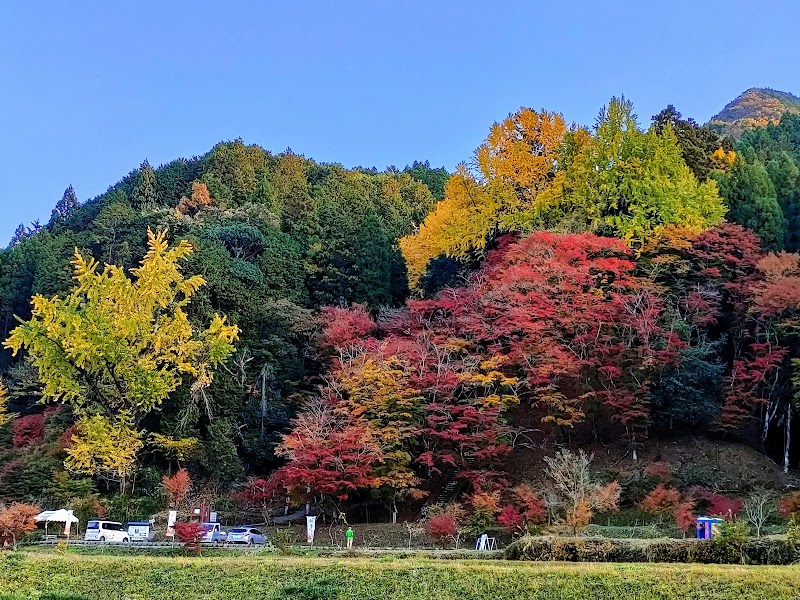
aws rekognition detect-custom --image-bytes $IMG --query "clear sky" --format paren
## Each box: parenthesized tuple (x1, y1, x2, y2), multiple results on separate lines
(1, 0, 799, 244)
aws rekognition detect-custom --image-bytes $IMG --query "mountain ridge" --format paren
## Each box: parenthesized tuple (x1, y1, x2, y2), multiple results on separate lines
(709, 87, 800, 138)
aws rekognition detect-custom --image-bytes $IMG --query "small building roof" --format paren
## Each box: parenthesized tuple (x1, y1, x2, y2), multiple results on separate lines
(34, 509, 79, 524)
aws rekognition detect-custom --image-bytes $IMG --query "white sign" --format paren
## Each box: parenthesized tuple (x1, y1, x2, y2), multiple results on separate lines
(167, 510, 177, 537)
(128, 524, 151, 542)
(306, 516, 317, 545)
(210, 511, 218, 523)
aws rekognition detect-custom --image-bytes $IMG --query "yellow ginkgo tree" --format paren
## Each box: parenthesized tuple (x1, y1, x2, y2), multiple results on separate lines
(4, 229, 238, 490)
(400, 108, 566, 289)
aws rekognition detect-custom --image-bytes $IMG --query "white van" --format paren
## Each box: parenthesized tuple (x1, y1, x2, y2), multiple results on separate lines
(84, 520, 129, 543)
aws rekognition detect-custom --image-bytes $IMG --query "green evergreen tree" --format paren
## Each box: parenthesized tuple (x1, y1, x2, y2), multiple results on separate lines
(766, 151, 800, 252)
(131, 160, 157, 209)
(715, 154, 784, 251)
(249, 174, 277, 210)
(9, 224, 28, 247)
(50, 185, 79, 224)
(651, 105, 732, 181)
(403, 160, 450, 200)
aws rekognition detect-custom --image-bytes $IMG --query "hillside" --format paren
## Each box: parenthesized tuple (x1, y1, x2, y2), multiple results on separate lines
(3, 94, 800, 535)
(709, 87, 800, 138)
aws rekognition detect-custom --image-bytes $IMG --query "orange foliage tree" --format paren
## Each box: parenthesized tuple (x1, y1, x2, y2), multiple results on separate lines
(639, 485, 681, 522)
(674, 501, 696, 537)
(162, 468, 192, 508)
(0, 503, 40, 549)
(177, 181, 212, 216)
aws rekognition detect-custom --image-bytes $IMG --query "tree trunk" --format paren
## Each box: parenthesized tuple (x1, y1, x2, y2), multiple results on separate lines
(260, 371, 267, 443)
(784, 405, 792, 474)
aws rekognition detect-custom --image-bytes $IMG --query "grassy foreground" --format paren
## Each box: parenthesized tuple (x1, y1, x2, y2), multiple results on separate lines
(2, 552, 800, 600)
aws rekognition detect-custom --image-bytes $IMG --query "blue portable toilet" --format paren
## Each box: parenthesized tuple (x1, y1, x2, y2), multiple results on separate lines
(696, 516, 724, 539)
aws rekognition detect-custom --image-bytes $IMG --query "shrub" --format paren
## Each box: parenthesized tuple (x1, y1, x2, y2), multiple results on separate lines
(689, 487, 743, 518)
(271, 528, 296, 554)
(174, 522, 205, 554)
(505, 535, 800, 564)
(709, 521, 750, 564)
(707, 495, 743, 518)
(644, 462, 672, 482)
(426, 502, 465, 523)
(426, 515, 457, 546)
(787, 518, 800, 544)
(11, 414, 45, 448)
(497, 505, 524, 532)
(777, 492, 800, 520)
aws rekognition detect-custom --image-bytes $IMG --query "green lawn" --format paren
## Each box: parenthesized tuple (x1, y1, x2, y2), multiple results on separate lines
(2, 552, 800, 599)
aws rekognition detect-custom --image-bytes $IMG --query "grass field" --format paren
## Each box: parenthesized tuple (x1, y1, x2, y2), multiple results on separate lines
(2, 553, 800, 599)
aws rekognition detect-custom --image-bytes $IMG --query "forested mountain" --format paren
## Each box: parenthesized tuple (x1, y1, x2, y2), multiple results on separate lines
(3, 92, 800, 527)
(0, 143, 446, 504)
(709, 88, 800, 138)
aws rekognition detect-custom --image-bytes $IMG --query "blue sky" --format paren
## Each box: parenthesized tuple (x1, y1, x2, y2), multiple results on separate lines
(1, 0, 798, 244)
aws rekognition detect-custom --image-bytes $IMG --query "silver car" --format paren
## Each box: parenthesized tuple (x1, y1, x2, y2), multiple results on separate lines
(225, 527, 266, 546)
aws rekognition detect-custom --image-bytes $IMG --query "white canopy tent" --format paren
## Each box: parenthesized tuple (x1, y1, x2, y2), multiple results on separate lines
(34, 509, 79, 538)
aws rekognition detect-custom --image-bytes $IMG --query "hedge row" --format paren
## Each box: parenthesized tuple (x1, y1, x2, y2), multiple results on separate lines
(505, 536, 800, 565)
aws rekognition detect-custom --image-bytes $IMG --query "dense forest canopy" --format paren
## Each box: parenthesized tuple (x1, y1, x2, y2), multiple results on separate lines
(3, 92, 800, 529)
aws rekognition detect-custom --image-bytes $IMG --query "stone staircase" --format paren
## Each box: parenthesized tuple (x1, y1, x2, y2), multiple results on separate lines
(432, 452, 476, 505)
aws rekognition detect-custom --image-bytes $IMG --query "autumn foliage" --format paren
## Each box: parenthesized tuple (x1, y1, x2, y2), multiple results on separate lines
(639, 485, 681, 516)
(174, 521, 206, 554)
(270, 398, 383, 504)
(272, 230, 685, 509)
(162, 468, 192, 508)
(425, 514, 458, 546)
(11, 413, 46, 448)
(690, 487, 744, 518)
(644, 462, 673, 483)
(177, 181, 212, 216)
(777, 493, 800, 520)
(497, 505, 524, 531)
(674, 501, 697, 535)
(0, 503, 40, 549)
(6, 95, 800, 530)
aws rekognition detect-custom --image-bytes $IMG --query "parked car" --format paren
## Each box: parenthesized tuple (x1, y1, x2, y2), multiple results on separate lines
(199, 522, 227, 544)
(225, 527, 266, 545)
(84, 520, 129, 543)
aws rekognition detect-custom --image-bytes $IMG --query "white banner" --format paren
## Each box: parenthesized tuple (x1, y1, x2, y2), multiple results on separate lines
(306, 516, 316, 544)
(167, 510, 177, 537)
(64, 510, 74, 538)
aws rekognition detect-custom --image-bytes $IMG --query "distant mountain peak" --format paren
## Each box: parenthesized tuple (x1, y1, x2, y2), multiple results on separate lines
(708, 87, 800, 138)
